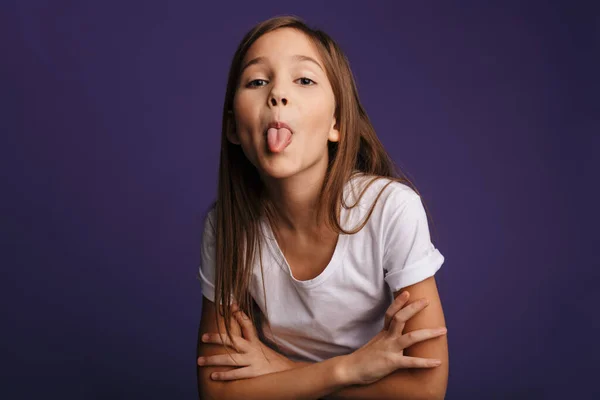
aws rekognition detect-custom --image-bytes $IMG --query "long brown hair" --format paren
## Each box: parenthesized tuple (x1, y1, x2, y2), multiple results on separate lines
(209, 14, 436, 358)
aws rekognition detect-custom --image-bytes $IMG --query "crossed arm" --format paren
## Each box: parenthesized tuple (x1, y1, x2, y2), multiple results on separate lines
(197, 276, 448, 400)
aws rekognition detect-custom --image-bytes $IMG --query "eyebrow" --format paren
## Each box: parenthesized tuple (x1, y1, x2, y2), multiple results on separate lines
(240, 54, 324, 74)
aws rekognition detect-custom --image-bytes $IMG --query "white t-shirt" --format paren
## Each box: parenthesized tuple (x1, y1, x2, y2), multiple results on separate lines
(197, 173, 445, 362)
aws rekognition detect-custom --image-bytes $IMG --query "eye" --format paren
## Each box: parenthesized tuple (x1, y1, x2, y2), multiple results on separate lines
(297, 77, 316, 86)
(247, 79, 268, 88)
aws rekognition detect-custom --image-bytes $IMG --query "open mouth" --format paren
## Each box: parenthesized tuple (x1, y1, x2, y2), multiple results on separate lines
(265, 122, 293, 152)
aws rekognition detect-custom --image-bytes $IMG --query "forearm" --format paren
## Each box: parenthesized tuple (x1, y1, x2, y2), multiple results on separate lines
(204, 356, 351, 400)
(325, 369, 441, 400)
(295, 361, 442, 400)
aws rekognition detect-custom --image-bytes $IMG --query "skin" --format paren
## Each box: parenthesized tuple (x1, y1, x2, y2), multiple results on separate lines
(227, 27, 340, 235)
(197, 27, 449, 400)
(197, 281, 449, 399)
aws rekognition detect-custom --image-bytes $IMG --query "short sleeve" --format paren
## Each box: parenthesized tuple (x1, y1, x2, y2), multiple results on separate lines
(382, 191, 445, 292)
(197, 208, 217, 303)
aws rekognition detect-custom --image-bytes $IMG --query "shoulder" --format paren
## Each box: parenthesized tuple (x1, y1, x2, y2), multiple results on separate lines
(344, 172, 420, 214)
(200, 203, 218, 244)
(341, 172, 423, 235)
(203, 203, 217, 227)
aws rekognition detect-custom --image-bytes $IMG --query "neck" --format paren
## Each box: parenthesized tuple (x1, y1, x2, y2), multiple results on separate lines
(260, 164, 328, 236)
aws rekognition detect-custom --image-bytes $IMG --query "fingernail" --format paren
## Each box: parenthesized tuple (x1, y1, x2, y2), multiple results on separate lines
(197, 357, 204, 365)
(432, 360, 442, 366)
(437, 328, 447, 335)
(202, 334, 209, 341)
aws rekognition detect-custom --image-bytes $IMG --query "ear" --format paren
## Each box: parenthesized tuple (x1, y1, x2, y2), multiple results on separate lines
(328, 115, 340, 143)
(225, 110, 241, 145)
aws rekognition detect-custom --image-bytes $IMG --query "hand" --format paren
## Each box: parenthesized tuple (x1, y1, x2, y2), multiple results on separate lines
(197, 303, 297, 381)
(340, 291, 448, 386)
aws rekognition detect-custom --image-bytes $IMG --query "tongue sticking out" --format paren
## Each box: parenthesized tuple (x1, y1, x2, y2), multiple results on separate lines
(267, 127, 292, 153)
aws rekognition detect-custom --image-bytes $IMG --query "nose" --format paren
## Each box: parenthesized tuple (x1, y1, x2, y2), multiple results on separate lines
(268, 83, 288, 107)
(270, 96, 287, 106)
(269, 95, 287, 107)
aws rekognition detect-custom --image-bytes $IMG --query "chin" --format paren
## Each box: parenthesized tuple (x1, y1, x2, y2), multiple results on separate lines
(258, 161, 302, 180)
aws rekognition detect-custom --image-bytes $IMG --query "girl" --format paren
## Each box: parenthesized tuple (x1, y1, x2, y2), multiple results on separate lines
(196, 15, 448, 400)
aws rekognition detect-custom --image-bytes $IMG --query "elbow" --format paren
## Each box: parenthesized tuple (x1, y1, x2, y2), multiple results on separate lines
(197, 380, 213, 400)
(198, 371, 226, 400)
(423, 387, 446, 400)
(198, 384, 224, 400)
(424, 381, 447, 400)
(199, 376, 243, 400)
(409, 384, 445, 400)
(386, 368, 447, 400)
(411, 368, 448, 400)
(200, 384, 239, 400)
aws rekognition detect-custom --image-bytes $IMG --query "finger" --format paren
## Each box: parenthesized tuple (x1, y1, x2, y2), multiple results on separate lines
(233, 309, 258, 341)
(399, 327, 448, 349)
(396, 355, 443, 369)
(201, 332, 234, 348)
(384, 291, 410, 330)
(201, 333, 247, 352)
(398, 327, 448, 352)
(211, 367, 256, 381)
(197, 353, 248, 367)
(388, 297, 430, 333)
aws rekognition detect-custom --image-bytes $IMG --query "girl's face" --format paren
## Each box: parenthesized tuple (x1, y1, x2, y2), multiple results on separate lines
(230, 28, 339, 180)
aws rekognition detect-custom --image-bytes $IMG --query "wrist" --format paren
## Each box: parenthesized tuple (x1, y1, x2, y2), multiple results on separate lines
(332, 355, 355, 386)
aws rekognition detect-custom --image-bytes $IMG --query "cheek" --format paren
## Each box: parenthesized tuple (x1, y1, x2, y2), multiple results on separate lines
(232, 95, 261, 160)
(233, 92, 259, 128)
(302, 96, 335, 134)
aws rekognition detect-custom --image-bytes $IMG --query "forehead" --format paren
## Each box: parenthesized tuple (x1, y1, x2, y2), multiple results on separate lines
(243, 28, 321, 65)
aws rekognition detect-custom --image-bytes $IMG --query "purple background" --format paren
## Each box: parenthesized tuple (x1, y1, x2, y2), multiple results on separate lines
(3, 1, 598, 399)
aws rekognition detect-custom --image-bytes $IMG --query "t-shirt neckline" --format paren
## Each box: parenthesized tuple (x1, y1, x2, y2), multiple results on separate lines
(261, 214, 349, 289)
